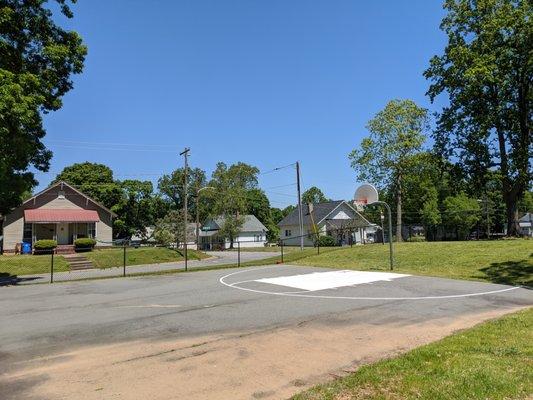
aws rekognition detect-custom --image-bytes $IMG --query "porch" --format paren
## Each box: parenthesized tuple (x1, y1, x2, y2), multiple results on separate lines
(24, 222, 97, 246)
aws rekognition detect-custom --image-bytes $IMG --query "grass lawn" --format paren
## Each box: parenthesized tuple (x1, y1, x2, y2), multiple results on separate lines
(293, 240, 532, 287)
(293, 307, 533, 400)
(85, 247, 208, 268)
(0, 254, 69, 276)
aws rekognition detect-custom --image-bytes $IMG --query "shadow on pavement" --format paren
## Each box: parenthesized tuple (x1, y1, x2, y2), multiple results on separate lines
(0, 272, 42, 287)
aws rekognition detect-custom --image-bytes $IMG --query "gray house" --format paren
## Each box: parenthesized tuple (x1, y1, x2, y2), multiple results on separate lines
(199, 215, 267, 250)
(278, 200, 374, 246)
(1, 181, 115, 253)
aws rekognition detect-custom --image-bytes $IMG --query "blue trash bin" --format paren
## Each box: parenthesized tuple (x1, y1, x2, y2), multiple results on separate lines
(21, 242, 32, 254)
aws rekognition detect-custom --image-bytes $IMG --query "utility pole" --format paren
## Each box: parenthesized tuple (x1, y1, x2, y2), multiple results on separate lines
(296, 161, 304, 250)
(180, 147, 190, 271)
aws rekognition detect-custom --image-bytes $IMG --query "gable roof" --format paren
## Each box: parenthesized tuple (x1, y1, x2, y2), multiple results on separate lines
(277, 200, 371, 227)
(23, 181, 117, 217)
(207, 215, 268, 232)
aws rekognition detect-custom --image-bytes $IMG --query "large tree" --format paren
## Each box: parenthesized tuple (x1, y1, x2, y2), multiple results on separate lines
(301, 186, 329, 205)
(349, 99, 428, 241)
(0, 0, 86, 214)
(425, 0, 532, 235)
(209, 162, 259, 247)
(53, 162, 122, 209)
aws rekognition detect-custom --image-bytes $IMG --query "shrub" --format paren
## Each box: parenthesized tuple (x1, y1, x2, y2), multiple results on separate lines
(34, 239, 57, 250)
(316, 235, 336, 247)
(74, 238, 96, 250)
(407, 236, 426, 242)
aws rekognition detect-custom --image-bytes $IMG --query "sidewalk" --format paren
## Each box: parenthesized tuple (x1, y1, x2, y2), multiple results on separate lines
(1, 251, 280, 285)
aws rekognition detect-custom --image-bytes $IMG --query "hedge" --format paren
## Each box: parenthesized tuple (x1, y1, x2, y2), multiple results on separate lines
(74, 238, 96, 250)
(34, 240, 57, 253)
(315, 235, 337, 247)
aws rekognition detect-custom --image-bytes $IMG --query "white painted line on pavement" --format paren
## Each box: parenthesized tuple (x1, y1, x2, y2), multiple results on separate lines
(219, 266, 521, 301)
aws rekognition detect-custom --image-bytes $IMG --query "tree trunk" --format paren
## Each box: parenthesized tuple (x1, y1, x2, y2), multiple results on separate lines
(396, 175, 403, 242)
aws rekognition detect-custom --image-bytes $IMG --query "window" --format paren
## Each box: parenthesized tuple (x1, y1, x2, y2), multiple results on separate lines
(88, 223, 96, 239)
(23, 223, 33, 242)
(285, 229, 292, 237)
(254, 234, 263, 242)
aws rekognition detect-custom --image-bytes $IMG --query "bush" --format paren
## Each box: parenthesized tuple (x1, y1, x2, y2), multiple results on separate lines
(407, 236, 426, 242)
(34, 239, 58, 250)
(315, 235, 336, 247)
(74, 238, 96, 250)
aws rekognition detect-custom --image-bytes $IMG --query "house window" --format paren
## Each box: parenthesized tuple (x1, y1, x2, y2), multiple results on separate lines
(285, 229, 292, 237)
(88, 222, 96, 239)
(254, 234, 263, 242)
(23, 223, 33, 243)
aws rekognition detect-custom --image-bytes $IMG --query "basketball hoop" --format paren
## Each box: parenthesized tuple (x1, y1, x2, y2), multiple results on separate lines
(353, 183, 394, 271)
(353, 184, 379, 210)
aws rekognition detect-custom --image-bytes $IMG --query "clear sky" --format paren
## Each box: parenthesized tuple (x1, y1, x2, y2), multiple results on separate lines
(39, 0, 447, 209)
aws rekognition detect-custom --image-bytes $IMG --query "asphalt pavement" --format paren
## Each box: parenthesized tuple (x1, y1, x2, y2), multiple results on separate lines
(1, 264, 531, 371)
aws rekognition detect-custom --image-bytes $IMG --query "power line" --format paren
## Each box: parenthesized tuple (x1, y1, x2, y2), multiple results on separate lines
(47, 139, 177, 148)
(259, 163, 296, 175)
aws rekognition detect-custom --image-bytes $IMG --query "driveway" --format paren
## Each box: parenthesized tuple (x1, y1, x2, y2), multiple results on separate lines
(1, 264, 531, 399)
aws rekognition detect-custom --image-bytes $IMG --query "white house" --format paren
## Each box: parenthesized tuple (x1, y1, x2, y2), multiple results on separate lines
(278, 200, 374, 246)
(518, 213, 533, 237)
(199, 215, 268, 250)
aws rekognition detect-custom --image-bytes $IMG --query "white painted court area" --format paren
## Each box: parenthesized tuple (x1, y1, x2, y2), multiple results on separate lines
(255, 270, 409, 291)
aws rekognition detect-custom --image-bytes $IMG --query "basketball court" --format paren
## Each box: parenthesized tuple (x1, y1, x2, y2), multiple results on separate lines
(1, 263, 531, 400)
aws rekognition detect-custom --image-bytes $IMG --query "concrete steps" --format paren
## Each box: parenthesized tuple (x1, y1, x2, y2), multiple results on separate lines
(63, 254, 94, 270)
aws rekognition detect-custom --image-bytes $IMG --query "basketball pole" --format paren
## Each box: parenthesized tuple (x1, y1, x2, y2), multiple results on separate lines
(372, 201, 393, 270)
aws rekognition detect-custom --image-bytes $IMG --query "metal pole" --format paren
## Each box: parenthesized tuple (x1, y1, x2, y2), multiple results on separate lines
(50, 251, 54, 283)
(180, 148, 190, 271)
(370, 201, 394, 270)
(281, 240, 284, 263)
(317, 238, 320, 255)
(383, 202, 394, 270)
(123, 243, 126, 277)
(296, 161, 304, 251)
(237, 241, 241, 267)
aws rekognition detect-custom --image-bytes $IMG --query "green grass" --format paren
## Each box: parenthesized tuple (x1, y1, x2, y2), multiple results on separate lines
(85, 247, 208, 268)
(0, 254, 69, 276)
(293, 308, 533, 400)
(0, 247, 208, 276)
(293, 240, 533, 287)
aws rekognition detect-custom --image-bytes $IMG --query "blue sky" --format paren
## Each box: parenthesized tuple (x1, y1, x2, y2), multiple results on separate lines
(39, 0, 447, 208)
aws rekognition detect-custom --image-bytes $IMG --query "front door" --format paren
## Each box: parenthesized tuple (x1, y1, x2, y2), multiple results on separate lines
(57, 223, 70, 245)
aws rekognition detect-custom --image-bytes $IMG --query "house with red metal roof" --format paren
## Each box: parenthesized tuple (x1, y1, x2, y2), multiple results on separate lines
(1, 181, 116, 253)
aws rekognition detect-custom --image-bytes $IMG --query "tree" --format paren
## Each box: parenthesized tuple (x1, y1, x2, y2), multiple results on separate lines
(420, 187, 442, 241)
(153, 210, 185, 248)
(113, 180, 167, 239)
(209, 162, 259, 248)
(442, 193, 481, 240)
(349, 99, 428, 241)
(158, 167, 206, 211)
(53, 162, 122, 209)
(0, 1, 86, 214)
(425, 0, 532, 236)
(302, 186, 329, 205)
(246, 188, 279, 242)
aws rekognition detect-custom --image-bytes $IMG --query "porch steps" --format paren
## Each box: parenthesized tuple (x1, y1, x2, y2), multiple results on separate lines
(63, 254, 94, 271)
(55, 245, 76, 255)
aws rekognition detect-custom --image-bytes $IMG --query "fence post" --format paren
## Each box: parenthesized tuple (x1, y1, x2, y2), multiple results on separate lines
(281, 240, 284, 263)
(237, 241, 241, 267)
(123, 243, 126, 277)
(50, 251, 54, 284)
(317, 239, 320, 255)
